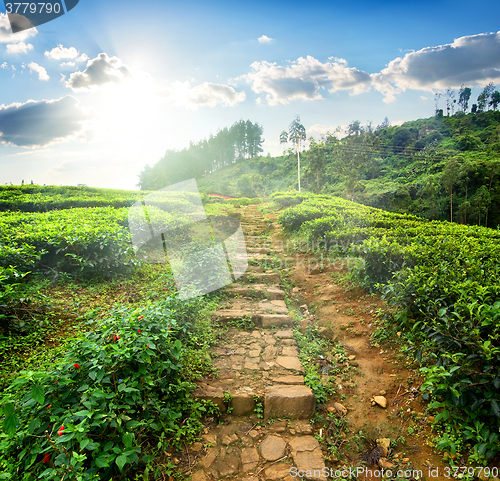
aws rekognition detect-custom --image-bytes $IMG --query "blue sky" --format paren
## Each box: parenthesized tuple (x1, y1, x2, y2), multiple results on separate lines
(1, 0, 500, 189)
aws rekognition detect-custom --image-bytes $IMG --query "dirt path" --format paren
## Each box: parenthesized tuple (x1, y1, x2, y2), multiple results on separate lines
(184, 203, 448, 481)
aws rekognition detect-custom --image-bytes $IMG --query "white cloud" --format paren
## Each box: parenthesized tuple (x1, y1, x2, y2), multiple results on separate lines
(240, 55, 371, 105)
(371, 31, 500, 102)
(1, 62, 8, 69)
(6, 42, 33, 54)
(45, 44, 80, 60)
(0, 13, 37, 43)
(241, 31, 500, 105)
(420, 96, 428, 100)
(60, 62, 76, 67)
(308, 124, 343, 138)
(0, 96, 92, 147)
(65, 53, 132, 91)
(28, 62, 49, 81)
(258, 35, 273, 43)
(76, 54, 89, 62)
(160, 81, 246, 109)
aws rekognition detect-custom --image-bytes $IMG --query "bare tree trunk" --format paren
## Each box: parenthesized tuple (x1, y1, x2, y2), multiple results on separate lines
(297, 139, 301, 192)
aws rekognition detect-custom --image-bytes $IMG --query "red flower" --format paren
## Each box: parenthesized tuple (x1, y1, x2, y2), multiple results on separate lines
(57, 426, 64, 436)
(164, 288, 167, 291)
(146, 345, 149, 348)
(42, 453, 51, 464)
(168, 325, 171, 329)
(74, 363, 80, 369)
(138, 329, 141, 333)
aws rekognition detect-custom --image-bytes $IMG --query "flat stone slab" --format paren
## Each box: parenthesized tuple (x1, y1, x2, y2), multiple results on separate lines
(261, 314, 292, 328)
(270, 375, 304, 385)
(276, 356, 305, 373)
(289, 436, 327, 481)
(275, 329, 294, 338)
(258, 301, 288, 313)
(282, 346, 299, 356)
(260, 435, 286, 461)
(264, 385, 315, 420)
(214, 310, 260, 323)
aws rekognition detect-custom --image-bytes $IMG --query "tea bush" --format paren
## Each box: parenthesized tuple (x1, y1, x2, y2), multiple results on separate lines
(0, 295, 218, 480)
(274, 191, 500, 461)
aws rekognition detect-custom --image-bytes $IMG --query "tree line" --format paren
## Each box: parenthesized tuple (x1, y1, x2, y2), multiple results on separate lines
(138, 120, 264, 190)
(435, 83, 500, 116)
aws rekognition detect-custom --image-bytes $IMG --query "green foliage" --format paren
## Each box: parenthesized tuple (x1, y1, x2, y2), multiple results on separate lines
(280, 191, 500, 460)
(0, 296, 216, 480)
(138, 120, 264, 190)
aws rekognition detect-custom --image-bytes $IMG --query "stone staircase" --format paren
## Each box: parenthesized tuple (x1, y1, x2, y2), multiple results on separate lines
(189, 207, 328, 481)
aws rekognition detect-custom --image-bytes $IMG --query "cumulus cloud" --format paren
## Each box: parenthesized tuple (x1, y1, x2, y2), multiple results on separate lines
(27, 62, 49, 81)
(76, 53, 89, 63)
(241, 56, 371, 105)
(161, 81, 246, 109)
(0, 96, 91, 147)
(0, 13, 37, 43)
(1, 62, 8, 69)
(6, 41, 33, 54)
(45, 44, 80, 60)
(372, 31, 500, 102)
(241, 31, 500, 105)
(65, 53, 132, 91)
(258, 35, 273, 43)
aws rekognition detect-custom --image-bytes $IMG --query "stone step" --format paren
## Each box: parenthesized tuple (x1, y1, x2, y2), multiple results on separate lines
(224, 284, 285, 300)
(243, 272, 280, 283)
(264, 385, 315, 420)
(213, 310, 292, 328)
(246, 247, 271, 254)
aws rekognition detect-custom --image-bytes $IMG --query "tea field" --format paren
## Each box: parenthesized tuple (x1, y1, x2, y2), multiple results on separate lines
(275, 191, 500, 464)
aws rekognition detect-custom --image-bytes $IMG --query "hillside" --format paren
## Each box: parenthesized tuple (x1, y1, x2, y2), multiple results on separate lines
(194, 110, 500, 227)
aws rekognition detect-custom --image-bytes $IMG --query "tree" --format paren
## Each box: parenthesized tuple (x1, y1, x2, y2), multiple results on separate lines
(445, 88, 456, 116)
(434, 92, 442, 115)
(307, 140, 327, 192)
(458, 85, 472, 112)
(477, 82, 495, 112)
(490, 91, 500, 111)
(376, 116, 390, 130)
(280, 116, 306, 192)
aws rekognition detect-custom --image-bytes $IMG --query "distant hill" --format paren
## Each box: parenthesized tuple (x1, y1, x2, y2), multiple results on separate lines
(195, 111, 500, 228)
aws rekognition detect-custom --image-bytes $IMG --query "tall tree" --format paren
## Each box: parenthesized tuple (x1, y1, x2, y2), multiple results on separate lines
(445, 88, 456, 116)
(306, 139, 327, 193)
(477, 82, 495, 112)
(458, 85, 472, 112)
(280, 116, 306, 192)
(490, 91, 500, 111)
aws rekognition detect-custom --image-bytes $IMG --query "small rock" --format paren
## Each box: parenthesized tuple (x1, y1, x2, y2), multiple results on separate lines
(348, 355, 356, 361)
(373, 395, 387, 408)
(402, 457, 410, 463)
(191, 471, 208, 481)
(379, 390, 387, 396)
(190, 442, 203, 451)
(221, 433, 239, 445)
(427, 416, 435, 423)
(260, 435, 286, 461)
(376, 438, 391, 458)
(333, 402, 347, 416)
(378, 458, 395, 469)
